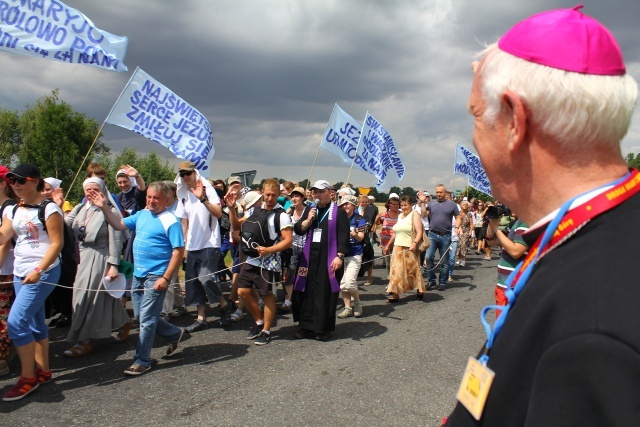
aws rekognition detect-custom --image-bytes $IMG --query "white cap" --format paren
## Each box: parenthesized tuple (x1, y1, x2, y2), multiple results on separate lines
(310, 180, 332, 190)
(389, 192, 399, 199)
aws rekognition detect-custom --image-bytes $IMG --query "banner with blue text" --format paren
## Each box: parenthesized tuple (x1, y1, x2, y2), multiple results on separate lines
(354, 112, 405, 191)
(319, 103, 363, 167)
(106, 67, 214, 177)
(453, 143, 492, 196)
(0, 0, 128, 72)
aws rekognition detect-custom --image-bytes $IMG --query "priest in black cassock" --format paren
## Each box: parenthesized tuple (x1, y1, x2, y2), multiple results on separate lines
(292, 180, 350, 341)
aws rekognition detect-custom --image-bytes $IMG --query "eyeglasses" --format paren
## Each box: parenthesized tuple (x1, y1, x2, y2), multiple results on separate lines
(8, 176, 38, 185)
(179, 170, 194, 177)
(78, 225, 86, 242)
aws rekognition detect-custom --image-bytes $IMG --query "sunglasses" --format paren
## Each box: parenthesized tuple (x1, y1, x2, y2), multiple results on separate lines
(179, 170, 194, 177)
(8, 176, 38, 185)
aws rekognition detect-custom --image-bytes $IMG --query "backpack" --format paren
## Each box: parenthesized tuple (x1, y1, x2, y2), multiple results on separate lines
(240, 206, 284, 257)
(13, 199, 79, 285)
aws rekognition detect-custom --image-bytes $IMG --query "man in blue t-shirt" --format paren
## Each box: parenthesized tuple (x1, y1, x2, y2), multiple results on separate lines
(425, 184, 460, 291)
(89, 181, 185, 377)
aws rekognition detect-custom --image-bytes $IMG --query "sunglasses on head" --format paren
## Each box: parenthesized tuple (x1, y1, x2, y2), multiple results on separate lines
(8, 176, 38, 185)
(179, 170, 194, 177)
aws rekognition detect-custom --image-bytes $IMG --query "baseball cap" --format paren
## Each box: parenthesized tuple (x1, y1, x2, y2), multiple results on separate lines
(338, 195, 358, 206)
(388, 192, 399, 200)
(227, 176, 241, 186)
(178, 161, 196, 172)
(310, 180, 333, 190)
(7, 164, 41, 180)
(0, 166, 9, 183)
(498, 5, 626, 75)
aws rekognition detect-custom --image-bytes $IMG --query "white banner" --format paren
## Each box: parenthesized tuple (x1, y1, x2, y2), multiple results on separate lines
(319, 103, 363, 167)
(453, 143, 492, 196)
(106, 67, 214, 177)
(354, 112, 405, 191)
(0, 0, 128, 72)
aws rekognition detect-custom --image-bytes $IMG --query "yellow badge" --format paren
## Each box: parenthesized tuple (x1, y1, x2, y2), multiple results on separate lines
(456, 357, 495, 420)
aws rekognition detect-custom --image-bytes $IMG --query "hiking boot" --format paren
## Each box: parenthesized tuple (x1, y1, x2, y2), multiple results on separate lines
(353, 300, 363, 318)
(2, 376, 39, 401)
(337, 306, 353, 319)
(246, 323, 264, 340)
(185, 320, 208, 333)
(254, 331, 272, 346)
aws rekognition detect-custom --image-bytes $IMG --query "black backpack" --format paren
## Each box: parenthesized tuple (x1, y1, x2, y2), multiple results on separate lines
(13, 200, 79, 285)
(240, 206, 284, 257)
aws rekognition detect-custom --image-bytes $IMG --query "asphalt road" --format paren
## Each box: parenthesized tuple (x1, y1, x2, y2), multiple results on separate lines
(1, 247, 499, 427)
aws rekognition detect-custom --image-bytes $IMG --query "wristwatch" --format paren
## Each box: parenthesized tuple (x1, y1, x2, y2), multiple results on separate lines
(200, 195, 208, 203)
(337, 254, 344, 260)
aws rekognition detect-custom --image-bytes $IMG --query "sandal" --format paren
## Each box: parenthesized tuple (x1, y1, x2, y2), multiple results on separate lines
(63, 342, 93, 358)
(386, 297, 400, 303)
(416, 292, 424, 301)
(113, 318, 134, 343)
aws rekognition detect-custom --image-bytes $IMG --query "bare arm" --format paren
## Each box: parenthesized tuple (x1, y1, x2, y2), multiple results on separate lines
(486, 219, 527, 258)
(0, 217, 13, 246)
(180, 218, 189, 252)
(154, 247, 185, 291)
(23, 211, 64, 284)
(257, 227, 293, 257)
(191, 181, 221, 218)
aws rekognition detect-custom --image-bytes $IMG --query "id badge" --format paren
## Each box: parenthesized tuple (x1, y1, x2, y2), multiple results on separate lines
(456, 357, 495, 420)
(312, 229, 322, 243)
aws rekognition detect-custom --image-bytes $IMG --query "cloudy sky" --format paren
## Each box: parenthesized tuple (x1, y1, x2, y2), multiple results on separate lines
(1, 0, 639, 192)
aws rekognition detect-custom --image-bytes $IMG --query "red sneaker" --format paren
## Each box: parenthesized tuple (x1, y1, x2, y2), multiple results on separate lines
(2, 376, 40, 401)
(36, 368, 52, 384)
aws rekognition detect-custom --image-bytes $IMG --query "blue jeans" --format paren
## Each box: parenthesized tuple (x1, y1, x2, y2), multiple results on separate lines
(131, 274, 182, 367)
(426, 232, 452, 285)
(8, 264, 60, 347)
(448, 240, 459, 277)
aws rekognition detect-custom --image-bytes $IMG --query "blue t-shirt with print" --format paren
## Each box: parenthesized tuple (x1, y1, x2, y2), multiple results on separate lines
(123, 209, 184, 277)
(347, 214, 367, 257)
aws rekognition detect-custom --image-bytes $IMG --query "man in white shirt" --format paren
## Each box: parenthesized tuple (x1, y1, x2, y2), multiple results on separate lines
(174, 161, 231, 333)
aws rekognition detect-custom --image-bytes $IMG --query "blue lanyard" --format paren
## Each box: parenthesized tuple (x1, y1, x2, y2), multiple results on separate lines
(315, 204, 331, 227)
(478, 172, 631, 364)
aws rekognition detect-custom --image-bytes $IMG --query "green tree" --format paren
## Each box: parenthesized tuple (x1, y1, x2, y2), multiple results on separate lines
(401, 186, 417, 199)
(0, 109, 21, 166)
(16, 90, 108, 201)
(388, 186, 401, 197)
(625, 153, 640, 169)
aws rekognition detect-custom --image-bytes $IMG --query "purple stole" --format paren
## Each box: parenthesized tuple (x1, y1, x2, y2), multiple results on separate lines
(294, 201, 340, 293)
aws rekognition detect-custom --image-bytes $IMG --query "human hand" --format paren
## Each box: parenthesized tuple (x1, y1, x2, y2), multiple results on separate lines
(331, 256, 343, 272)
(106, 265, 119, 281)
(153, 277, 169, 291)
(86, 189, 106, 208)
(224, 191, 237, 207)
(52, 188, 65, 207)
(308, 207, 316, 221)
(23, 270, 41, 284)
(123, 165, 139, 178)
(190, 179, 204, 199)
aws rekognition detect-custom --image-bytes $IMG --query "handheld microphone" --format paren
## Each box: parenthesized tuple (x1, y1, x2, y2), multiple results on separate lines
(314, 198, 320, 207)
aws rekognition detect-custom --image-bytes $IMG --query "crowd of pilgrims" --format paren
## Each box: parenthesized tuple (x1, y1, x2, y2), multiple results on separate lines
(0, 160, 518, 401)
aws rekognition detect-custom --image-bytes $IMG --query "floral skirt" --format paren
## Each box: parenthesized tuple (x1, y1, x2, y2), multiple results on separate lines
(387, 246, 425, 295)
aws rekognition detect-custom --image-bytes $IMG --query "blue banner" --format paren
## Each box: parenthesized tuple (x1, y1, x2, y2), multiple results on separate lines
(354, 112, 405, 191)
(319, 103, 362, 167)
(0, 0, 128, 72)
(106, 67, 214, 177)
(454, 143, 492, 196)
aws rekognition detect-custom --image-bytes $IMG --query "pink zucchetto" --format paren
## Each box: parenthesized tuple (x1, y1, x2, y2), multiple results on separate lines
(498, 5, 626, 76)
